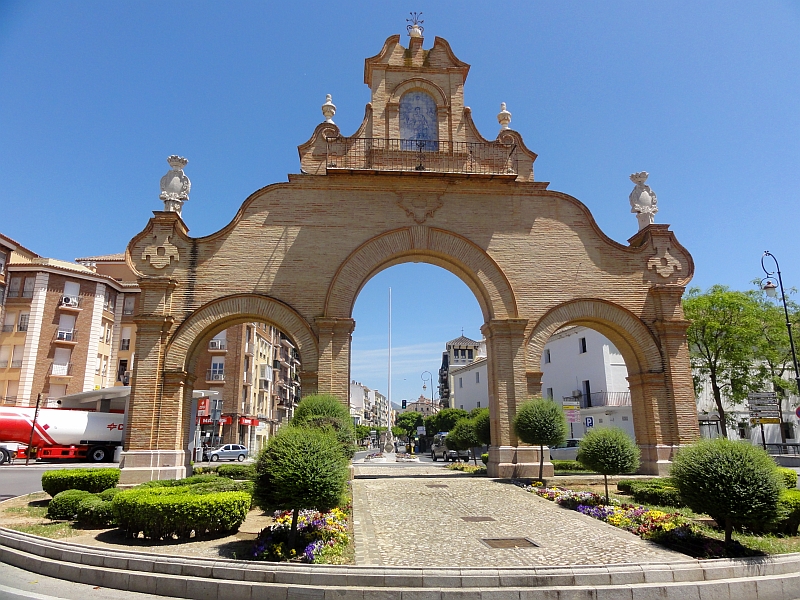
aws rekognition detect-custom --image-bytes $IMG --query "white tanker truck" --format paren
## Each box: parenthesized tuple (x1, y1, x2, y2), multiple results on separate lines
(0, 387, 129, 464)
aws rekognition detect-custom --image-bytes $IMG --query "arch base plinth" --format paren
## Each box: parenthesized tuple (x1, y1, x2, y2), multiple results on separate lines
(487, 446, 553, 479)
(638, 444, 682, 476)
(118, 450, 188, 485)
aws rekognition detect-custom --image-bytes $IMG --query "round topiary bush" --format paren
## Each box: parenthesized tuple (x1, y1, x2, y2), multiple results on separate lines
(112, 487, 250, 540)
(446, 418, 480, 464)
(513, 398, 568, 481)
(670, 438, 783, 544)
(291, 394, 356, 458)
(41, 468, 120, 497)
(778, 467, 798, 490)
(47, 489, 94, 520)
(473, 408, 491, 447)
(577, 428, 640, 502)
(76, 495, 115, 528)
(254, 426, 348, 547)
(98, 487, 121, 501)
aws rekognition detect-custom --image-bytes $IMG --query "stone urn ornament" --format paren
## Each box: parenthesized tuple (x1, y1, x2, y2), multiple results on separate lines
(159, 155, 191, 216)
(321, 94, 336, 124)
(629, 171, 658, 230)
(406, 12, 424, 38)
(497, 102, 512, 131)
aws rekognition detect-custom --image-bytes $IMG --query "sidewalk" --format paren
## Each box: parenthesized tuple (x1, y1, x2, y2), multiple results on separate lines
(352, 462, 683, 567)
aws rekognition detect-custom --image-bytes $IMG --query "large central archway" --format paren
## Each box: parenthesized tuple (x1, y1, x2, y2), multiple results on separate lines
(119, 31, 698, 483)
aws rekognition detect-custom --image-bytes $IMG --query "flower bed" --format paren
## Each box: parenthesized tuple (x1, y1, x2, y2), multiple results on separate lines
(446, 463, 486, 475)
(251, 507, 350, 563)
(516, 480, 761, 558)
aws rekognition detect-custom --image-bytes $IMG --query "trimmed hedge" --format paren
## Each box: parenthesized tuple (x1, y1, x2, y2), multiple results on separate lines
(76, 495, 115, 528)
(98, 487, 121, 501)
(47, 490, 93, 520)
(778, 467, 798, 490)
(216, 464, 256, 480)
(41, 468, 119, 497)
(112, 486, 250, 540)
(629, 479, 684, 508)
(617, 478, 657, 494)
(775, 490, 800, 535)
(481, 453, 489, 465)
(136, 474, 220, 488)
(552, 460, 591, 472)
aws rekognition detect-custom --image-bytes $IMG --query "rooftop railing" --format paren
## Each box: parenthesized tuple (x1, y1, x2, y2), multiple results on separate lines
(325, 137, 518, 177)
(563, 391, 631, 409)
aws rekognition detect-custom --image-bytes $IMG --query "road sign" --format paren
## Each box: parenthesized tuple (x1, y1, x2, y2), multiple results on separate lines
(197, 397, 209, 417)
(562, 400, 581, 424)
(417, 426, 426, 435)
(585, 416, 594, 428)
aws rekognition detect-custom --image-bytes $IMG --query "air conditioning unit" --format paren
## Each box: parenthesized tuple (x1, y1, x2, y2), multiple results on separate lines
(211, 373, 224, 381)
(572, 390, 582, 397)
(209, 340, 223, 350)
(61, 296, 78, 308)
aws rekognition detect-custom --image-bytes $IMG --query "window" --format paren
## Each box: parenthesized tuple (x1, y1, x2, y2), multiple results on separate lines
(477, 401, 481, 408)
(0, 251, 6, 272)
(579, 337, 587, 354)
(0, 345, 10, 368)
(11, 345, 22, 368)
(546, 387, 553, 399)
(103, 289, 115, 312)
(96, 354, 103, 374)
(544, 349, 551, 364)
(8, 277, 21, 298)
(460, 405, 464, 410)
(582, 380, 592, 407)
(467, 349, 473, 360)
(120, 326, 131, 351)
(123, 295, 135, 315)
(17, 313, 29, 332)
(105, 324, 112, 344)
(621, 416, 629, 422)
(117, 359, 128, 382)
(3, 312, 15, 333)
(475, 372, 480, 384)
(459, 377, 463, 388)
(22, 277, 34, 298)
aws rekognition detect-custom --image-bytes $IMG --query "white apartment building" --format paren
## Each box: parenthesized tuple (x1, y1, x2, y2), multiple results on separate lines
(349, 380, 391, 429)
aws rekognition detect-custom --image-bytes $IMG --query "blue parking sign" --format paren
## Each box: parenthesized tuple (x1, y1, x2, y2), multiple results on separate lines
(585, 416, 594, 428)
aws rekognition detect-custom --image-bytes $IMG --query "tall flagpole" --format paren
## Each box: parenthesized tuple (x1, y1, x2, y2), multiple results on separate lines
(388, 287, 392, 434)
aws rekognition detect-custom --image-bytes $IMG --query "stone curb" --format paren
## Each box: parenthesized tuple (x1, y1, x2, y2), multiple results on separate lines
(3, 528, 800, 599)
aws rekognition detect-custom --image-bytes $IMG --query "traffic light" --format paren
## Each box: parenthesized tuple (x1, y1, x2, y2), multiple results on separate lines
(402, 399, 407, 409)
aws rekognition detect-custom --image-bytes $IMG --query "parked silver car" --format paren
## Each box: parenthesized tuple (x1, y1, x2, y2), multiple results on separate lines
(205, 444, 248, 462)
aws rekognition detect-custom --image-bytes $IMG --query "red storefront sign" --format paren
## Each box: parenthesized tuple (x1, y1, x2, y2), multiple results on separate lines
(196, 415, 232, 425)
(197, 397, 209, 417)
(239, 417, 259, 426)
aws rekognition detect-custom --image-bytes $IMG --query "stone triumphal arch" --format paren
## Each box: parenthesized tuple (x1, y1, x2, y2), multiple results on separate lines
(119, 30, 698, 484)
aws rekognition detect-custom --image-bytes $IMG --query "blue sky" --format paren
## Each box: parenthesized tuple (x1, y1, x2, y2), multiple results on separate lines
(1, 1, 798, 403)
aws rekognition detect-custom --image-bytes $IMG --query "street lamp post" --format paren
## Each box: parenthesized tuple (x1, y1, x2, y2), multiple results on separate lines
(760, 251, 800, 440)
(421, 370, 434, 452)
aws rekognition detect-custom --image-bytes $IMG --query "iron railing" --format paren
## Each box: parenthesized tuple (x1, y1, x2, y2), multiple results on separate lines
(51, 363, 73, 377)
(206, 369, 225, 382)
(564, 391, 632, 409)
(325, 137, 518, 176)
(55, 329, 77, 342)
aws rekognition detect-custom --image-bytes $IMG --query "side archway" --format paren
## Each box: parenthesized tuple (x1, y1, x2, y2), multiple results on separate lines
(324, 226, 518, 321)
(164, 293, 318, 376)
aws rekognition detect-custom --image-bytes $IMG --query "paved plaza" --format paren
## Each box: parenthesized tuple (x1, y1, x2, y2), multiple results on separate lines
(352, 460, 683, 567)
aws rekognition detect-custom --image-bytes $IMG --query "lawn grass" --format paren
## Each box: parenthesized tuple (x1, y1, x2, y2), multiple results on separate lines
(3, 504, 48, 519)
(8, 521, 80, 539)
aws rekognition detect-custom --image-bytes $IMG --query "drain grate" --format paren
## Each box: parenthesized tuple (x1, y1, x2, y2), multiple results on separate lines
(426, 484, 448, 488)
(461, 516, 496, 522)
(481, 537, 538, 549)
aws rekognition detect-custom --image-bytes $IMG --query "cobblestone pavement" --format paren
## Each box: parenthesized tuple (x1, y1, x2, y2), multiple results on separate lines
(352, 466, 684, 567)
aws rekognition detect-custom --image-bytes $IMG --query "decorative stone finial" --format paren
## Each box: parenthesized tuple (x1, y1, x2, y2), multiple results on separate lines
(321, 94, 336, 124)
(629, 171, 658, 230)
(159, 155, 191, 216)
(406, 12, 424, 38)
(497, 102, 512, 130)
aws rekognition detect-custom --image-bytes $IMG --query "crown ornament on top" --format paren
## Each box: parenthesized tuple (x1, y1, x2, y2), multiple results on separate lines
(629, 171, 658, 230)
(321, 94, 336, 124)
(159, 155, 191, 216)
(406, 12, 424, 38)
(497, 102, 512, 130)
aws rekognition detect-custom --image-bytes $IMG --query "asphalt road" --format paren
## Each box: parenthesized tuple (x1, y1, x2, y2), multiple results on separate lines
(0, 462, 111, 502)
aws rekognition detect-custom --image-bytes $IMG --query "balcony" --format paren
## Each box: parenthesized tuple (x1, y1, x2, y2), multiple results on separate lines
(567, 391, 632, 409)
(244, 343, 254, 356)
(51, 363, 73, 377)
(0, 360, 7, 368)
(11, 360, 22, 368)
(325, 137, 519, 178)
(59, 295, 82, 311)
(206, 369, 225, 383)
(243, 371, 252, 385)
(1, 325, 12, 332)
(54, 329, 78, 344)
(208, 339, 227, 352)
(3, 396, 17, 405)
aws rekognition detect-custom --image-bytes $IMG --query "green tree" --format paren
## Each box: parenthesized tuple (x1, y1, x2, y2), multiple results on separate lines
(391, 425, 405, 439)
(254, 427, 348, 548)
(751, 286, 800, 441)
(445, 418, 481, 464)
(395, 411, 423, 439)
(576, 427, 640, 503)
(670, 438, 782, 545)
(683, 286, 763, 438)
(512, 398, 568, 481)
(355, 425, 372, 444)
(472, 408, 491, 446)
(428, 408, 469, 434)
(291, 394, 356, 457)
